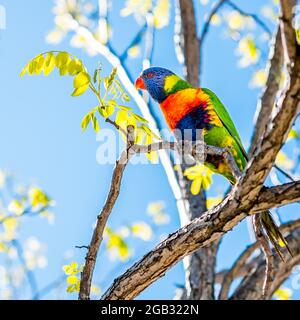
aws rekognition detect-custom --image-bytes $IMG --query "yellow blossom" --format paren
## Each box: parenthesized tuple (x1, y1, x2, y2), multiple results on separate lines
(153, 0, 170, 29)
(184, 164, 213, 195)
(236, 35, 260, 67)
(273, 287, 292, 300)
(131, 222, 153, 241)
(7, 200, 24, 216)
(127, 45, 140, 58)
(250, 69, 267, 88)
(275, 151, 293, 170)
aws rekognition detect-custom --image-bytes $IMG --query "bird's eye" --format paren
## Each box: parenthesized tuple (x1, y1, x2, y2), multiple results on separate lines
(144, 72, 154, 79)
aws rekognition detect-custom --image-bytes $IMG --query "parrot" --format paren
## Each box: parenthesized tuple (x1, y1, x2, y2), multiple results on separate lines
(135, 66, 291, 259)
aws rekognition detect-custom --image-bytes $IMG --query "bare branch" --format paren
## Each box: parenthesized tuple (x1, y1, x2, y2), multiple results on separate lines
(178, 0, 200, 86)
(249, 28, 283, 156)
(280, 0, 298, 68)
(79, 148, 133, 300)
(102, 178, 300, 300)
(226, 1, 272, 36)
(199, 0, 227, 45)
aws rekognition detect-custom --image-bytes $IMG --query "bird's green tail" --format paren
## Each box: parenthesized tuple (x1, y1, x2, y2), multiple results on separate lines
(260, 211, 293, 261)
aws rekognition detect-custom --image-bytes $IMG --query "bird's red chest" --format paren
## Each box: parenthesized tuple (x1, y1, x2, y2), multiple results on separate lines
(159, 88, 209, 130)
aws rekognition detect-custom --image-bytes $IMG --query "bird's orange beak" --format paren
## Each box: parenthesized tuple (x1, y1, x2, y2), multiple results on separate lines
(135, 77, 146, 90)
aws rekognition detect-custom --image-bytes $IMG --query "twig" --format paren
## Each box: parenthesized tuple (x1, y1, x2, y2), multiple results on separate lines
(199, 0, 227, 45)
(274, 164, 295, 182)
(204, 145, 242, 180)
(231, 227, 300, 300)
(252, 214, 274, 300)
(218, 218, 300, 298)
(226, 0, 272, 36)
(249, 28, 283, 156)
(32, 275, 66, 300)
(120, 24, 147, 62)
(79, 147, 132, 300)
(11, 239, 39, 299)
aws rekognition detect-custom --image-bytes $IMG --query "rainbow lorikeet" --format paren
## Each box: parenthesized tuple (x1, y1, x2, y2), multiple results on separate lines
(135, 67, 291, 258)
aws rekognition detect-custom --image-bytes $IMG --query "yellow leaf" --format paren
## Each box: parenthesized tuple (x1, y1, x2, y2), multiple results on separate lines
(35, 55, 45, 74)
(71, 84, 90, 97)
(28, 187, 50, 208)
(68, 59, 84, 76)
(74, 72, 90, 89)
(20, 63, 29, 77)
(43, 52, 56, 76)
(67, 275, 79, 285)
(55, 52, 70, 69)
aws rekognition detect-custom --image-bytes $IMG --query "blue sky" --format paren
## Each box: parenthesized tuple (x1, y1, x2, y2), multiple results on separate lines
(0, 0, 299, 299)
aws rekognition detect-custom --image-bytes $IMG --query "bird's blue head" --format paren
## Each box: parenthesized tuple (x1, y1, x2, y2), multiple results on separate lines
(135, 67, 176, 103)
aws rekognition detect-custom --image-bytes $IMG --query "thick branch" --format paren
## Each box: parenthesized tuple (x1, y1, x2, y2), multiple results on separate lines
(178, 0, 200, 86)
(102, 179, 300, 300)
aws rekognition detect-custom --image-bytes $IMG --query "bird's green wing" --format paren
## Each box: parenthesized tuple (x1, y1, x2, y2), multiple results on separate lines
(202, 88, 249, 161)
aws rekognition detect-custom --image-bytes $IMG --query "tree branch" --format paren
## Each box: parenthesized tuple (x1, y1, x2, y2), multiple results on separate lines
(79, 148, 131, 300)
(218, 218, 300, 297)
(249, 28, 283, 156)
(252, 214, 274, 299)
(226, 1, 272, 36)
(231, 227, 300, 300)
(101, 178, 300, 300)
(178, 0, 200, 86)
